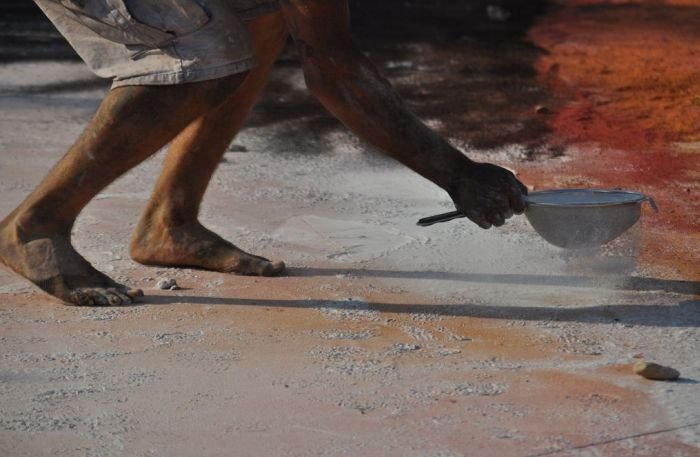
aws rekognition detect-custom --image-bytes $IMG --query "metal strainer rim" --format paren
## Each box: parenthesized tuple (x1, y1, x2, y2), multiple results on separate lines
(524, 188, 648, 208)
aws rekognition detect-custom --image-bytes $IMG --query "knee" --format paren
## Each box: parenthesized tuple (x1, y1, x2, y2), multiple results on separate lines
(302, 49, 358, 104)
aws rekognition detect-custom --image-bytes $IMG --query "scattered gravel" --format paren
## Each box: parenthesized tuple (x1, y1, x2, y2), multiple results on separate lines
(155, 278, 179, 290)
(317, 329, 377, 340)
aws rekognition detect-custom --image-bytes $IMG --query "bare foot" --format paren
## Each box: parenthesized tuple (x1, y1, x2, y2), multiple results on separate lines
(0, 217, 143, 306)
(129, 221, 285, 276)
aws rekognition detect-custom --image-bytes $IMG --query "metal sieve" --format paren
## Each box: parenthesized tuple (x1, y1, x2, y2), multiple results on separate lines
(417, 189, 658, 249)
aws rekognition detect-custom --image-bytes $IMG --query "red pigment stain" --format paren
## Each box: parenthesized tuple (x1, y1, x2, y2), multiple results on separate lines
(524, 0, 700, 279)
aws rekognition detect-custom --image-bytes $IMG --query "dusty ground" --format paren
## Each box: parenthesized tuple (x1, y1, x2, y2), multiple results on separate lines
(1, 1, 699, 456)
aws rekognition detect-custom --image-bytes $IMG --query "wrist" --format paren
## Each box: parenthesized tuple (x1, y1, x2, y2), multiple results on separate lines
(435, 153, 477, 192)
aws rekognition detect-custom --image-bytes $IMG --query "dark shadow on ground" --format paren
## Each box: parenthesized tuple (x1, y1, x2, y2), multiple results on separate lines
(0, 0, 78, 62)
(285, 267, 700, 295)
(145, 295, 699, 328)
(1, 77, 111, 95)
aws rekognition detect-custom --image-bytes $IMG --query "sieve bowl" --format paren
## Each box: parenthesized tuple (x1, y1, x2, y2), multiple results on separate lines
(523, 189, 657, 249)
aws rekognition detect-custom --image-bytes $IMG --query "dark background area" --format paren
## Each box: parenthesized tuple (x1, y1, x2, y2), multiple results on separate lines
(0, 1, 549, 62)
(0, 0, 554, 152)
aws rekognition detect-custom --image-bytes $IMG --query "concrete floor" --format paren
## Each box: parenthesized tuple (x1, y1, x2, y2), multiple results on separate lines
(1, 1, 699, 456)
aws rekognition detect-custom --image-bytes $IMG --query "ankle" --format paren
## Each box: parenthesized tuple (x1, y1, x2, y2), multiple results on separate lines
(10, 207, 72, 240)
(139, 204, 179, 227)
(139, 201, 204, 233)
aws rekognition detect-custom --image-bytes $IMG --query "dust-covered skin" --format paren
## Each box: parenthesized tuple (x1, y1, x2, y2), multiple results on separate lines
(0, 69, 248, 305)
(447, 163, 528, 228)
(130, 221, 285, 276)
(129, 13, 288, 277)
(0, 226, 141, 306)
(280, 0, 528, 228)
(1, 3, 527, 305)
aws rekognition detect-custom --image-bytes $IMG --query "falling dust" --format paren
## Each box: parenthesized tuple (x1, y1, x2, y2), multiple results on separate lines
(523, 0, 700, 279)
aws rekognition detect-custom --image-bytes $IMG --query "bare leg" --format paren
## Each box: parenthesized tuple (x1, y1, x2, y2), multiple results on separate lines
(130, 12, 289, 276)
(0, 73, 248, 305)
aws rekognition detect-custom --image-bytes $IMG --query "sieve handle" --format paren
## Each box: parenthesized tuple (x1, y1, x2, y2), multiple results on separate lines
(416, 210, 465, 226)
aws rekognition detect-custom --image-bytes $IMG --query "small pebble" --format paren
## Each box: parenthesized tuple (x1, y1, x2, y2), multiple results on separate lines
(229, 144, 248, 152)
(156, 278, 178, 290)
(633, 361, 680, 381)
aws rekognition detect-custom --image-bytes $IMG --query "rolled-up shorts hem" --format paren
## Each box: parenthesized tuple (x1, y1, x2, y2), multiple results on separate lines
(111, 55, 257, 88)
(34, 0, 274, 88)
(111, 1, 281, 87)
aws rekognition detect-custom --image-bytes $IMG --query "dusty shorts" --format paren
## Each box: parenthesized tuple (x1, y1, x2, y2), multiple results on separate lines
(34, 0, 280, 87)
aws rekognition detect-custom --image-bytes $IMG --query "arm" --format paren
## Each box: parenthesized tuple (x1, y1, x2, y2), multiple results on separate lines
(279, 0, 527, 228)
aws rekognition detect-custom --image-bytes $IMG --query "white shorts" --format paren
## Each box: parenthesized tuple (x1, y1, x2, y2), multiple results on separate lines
(34, 0, 280, 87)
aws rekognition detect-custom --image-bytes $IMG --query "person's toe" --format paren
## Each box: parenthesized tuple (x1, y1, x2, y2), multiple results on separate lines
(112, 289, 133, 305)
(248, 256, 285, 276)
(70, 289, 94, 306)
(260, 260, 286, 277)
(228, 253, 285, 277)
(104, 288, 132, 306)
(90, 289, 110, 306)
(124, 288, 144, 300)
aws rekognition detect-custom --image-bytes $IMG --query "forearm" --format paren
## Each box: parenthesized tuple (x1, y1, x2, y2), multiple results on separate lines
(302, 46, 474, 190)
(280, 0, 525, 229)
